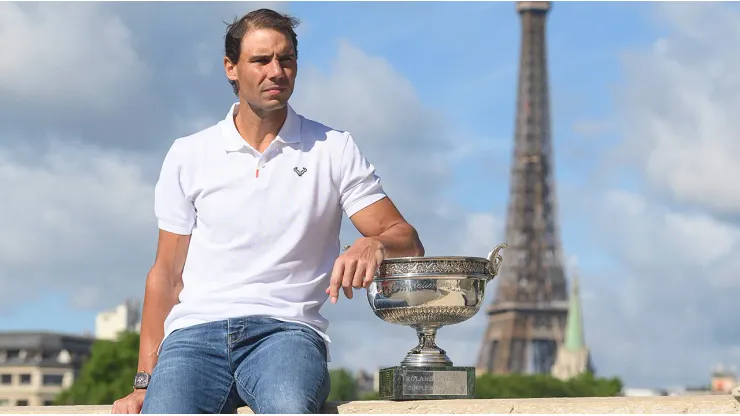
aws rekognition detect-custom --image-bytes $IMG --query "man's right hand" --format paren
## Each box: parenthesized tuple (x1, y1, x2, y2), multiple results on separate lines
(112, 389, 146, 414)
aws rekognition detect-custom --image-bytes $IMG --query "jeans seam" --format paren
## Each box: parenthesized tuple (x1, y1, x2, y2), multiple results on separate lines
(231, 319, 259, 413)
(316, 363, 328, 412)
(233, 374, 259, 414)
(226, 319, 232, 372)
(216, 378, 235, 414)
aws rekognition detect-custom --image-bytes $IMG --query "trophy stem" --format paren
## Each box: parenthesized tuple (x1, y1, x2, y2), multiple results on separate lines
(401, 325, 453, 367)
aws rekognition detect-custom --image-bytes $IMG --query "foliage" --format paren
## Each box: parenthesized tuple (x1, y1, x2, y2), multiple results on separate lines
(358, 390, 380, 400)
(55, 331, 140, 405)
(327, 369, 358, 402)
(475, 371, 623, 399)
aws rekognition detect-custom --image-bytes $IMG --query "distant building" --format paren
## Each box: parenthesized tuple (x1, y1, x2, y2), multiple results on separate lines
(710, 365, 737, 393)
(551, 273, 593, 380)
(0, 331, 94, 407)
(95, 299, 141, 341)
(355, 369, 376, 396)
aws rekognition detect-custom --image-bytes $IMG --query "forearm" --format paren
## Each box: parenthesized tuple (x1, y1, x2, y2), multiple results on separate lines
(371, 222, 425, 258)
(136, 268, 182, 373)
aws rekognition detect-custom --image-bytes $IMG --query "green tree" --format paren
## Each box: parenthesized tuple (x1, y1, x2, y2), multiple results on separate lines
(475, 372, 623, 399)
(327, 369, 358, 402)
(564, 372, 623, 397)
(55, 331, 140, 405)
(359, 390, 379, 400)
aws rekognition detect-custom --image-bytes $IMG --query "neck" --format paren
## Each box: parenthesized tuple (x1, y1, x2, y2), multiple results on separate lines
(233, 99, 288, 153)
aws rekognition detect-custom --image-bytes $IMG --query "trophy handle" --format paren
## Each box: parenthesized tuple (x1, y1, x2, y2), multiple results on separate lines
(486, 243, 508, 281)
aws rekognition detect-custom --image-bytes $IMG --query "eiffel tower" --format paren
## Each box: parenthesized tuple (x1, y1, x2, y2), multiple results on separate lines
(476, 0, 570, 375)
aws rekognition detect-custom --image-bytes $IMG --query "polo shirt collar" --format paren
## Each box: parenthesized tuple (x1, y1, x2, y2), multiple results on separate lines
(219, 102, 301, 152)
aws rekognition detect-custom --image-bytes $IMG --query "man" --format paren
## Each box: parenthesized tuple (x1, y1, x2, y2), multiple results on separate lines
(111, 8, 424, 415)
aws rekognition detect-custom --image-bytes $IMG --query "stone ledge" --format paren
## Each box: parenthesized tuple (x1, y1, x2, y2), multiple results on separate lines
(1, 395, 739, 414)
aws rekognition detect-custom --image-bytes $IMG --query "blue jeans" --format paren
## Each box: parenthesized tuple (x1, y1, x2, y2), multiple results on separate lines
(141, 316, 331, 414)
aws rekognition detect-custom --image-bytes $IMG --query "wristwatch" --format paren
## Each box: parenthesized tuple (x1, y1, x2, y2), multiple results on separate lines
(133, 371, 151, 389)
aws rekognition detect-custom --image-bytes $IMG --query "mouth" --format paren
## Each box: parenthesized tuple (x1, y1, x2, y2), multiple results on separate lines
(263, 86, 286, 95)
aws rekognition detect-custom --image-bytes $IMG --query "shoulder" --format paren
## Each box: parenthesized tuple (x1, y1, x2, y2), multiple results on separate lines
(295, 112, 352, 151)
(169, 124, 221, 154)
(161, 123, 222, 166)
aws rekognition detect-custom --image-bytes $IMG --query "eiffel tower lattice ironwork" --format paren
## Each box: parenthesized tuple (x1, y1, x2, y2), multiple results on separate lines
(476, 0, 570, 375)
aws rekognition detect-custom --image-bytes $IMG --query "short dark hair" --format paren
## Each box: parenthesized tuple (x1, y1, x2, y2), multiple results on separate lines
(224, 8, 300, 96)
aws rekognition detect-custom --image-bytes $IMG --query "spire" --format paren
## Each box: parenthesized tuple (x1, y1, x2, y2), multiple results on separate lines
(564, 272, 584, 351)
(551, 270, 593, 380)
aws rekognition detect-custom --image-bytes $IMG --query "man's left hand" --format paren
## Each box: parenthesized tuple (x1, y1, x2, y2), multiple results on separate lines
(326, 237, 386, 304)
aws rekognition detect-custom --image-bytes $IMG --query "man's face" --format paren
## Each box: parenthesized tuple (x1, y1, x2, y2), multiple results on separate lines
(225, 28, 297, 113)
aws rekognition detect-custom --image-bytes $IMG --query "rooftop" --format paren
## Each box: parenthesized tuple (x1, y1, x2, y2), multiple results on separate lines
(0, 331, 95, 350)
(0, 331, 95, 368)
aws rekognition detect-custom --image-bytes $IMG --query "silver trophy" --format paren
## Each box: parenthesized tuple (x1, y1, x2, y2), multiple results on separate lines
(366, 243, 507, 400)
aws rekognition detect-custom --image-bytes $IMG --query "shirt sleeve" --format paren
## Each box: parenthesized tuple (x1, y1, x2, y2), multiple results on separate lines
(338, 132, 387, 217)
(154, 140, 196, 235)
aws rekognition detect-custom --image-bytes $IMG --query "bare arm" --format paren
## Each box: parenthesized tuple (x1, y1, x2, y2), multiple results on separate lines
(349, 197, 424, 258)
(327, 197, 424, 303)
(112, 230, 190, 413)
(136, 230, 191, 373)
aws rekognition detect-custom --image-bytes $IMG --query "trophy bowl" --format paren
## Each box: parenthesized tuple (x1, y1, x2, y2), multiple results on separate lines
(367, 243, 507, 368)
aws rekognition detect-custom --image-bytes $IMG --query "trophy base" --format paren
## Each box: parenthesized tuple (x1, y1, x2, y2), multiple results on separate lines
(377, 365, 475, 401)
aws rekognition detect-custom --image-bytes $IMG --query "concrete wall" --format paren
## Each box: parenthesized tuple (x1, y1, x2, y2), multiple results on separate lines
(1, 395, 739, 414)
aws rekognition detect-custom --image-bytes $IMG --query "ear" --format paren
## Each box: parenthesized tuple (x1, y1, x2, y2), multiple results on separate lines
(224, 57, 238, 82)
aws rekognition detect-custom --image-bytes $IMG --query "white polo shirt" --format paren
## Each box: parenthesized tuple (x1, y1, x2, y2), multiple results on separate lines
(154, 102, 386, 355)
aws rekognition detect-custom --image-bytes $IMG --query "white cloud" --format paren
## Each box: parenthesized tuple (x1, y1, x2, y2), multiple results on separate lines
(580, 189, 740, 387)
(0, 140, 157, 311)
(291, 40, 454, 213)
(601, 190, 740, 286)
(567, 2, 740, 388)
(616, 2, 740, 215)
(457, 213, 505, 256)
(0, 2, 149, 110)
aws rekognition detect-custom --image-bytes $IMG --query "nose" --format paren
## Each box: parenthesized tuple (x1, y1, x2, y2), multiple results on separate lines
(267, 58, 286, 79)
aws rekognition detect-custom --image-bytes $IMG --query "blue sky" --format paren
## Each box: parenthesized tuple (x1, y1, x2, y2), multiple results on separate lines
(2, 1, 740, 390)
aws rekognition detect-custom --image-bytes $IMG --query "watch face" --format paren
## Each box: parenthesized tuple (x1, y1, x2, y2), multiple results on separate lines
(133, 372, 150, 388)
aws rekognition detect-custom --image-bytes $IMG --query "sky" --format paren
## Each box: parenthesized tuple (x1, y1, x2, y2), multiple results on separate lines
(1, 0, 739, 390)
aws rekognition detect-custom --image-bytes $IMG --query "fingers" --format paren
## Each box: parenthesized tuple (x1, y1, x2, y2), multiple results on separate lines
(328, 261, 344, 303)
(112, 398, 139, 414)
(112, 391, 145, 414)
(342, 259, 356, 299)
(352, 260, 366, 289)
(136, 394, 145, 414)
(327, 238, 386, 303)
(329, 258, 376, 302)
(363, 259, 377, 288)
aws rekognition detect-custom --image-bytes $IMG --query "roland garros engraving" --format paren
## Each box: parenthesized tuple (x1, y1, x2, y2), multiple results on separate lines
(377, 259, 489, 278)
